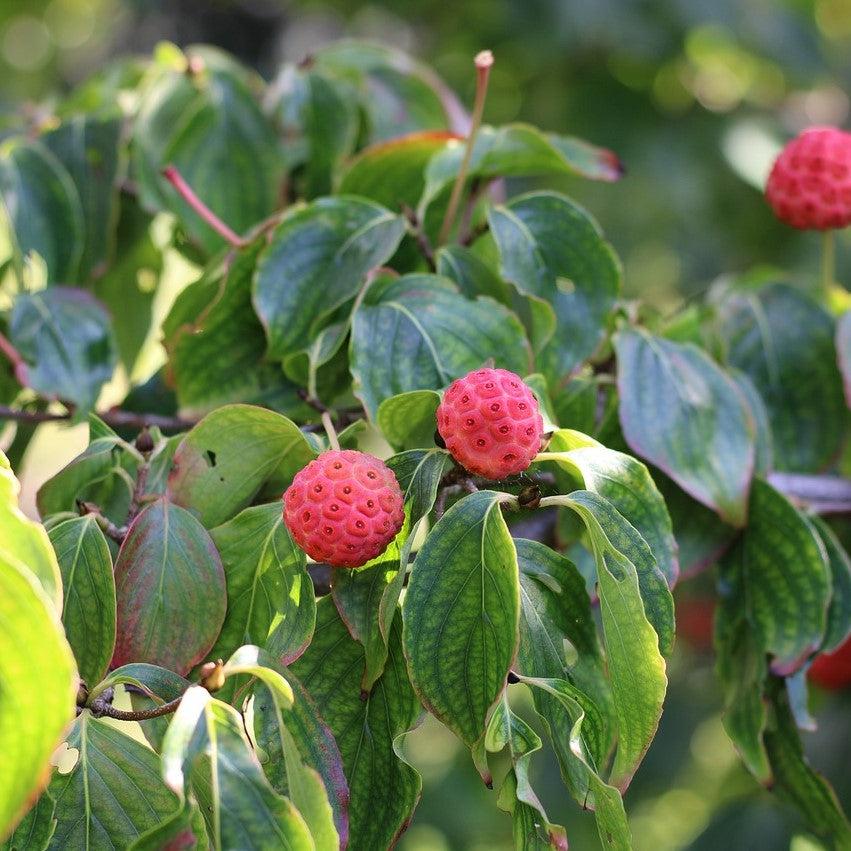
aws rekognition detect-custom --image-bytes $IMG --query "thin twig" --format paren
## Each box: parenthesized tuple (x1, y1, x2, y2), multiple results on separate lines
(91, 695, 183, 722)
(438, 50, 494, 245)
(162, 166, 247, 249)
(78, 501, 128, 544)
(0, 405, 196, 432)
(0, 331, 28, 386)
(322, 410, 341, 451)
(767, 472, 851, 515)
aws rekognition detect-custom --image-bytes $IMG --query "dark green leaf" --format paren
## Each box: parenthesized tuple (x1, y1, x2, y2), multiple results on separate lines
(541, 428, 679, 588)
(167, 404, 314, 528)
(48, 516, 115, 687)
(159, 67, 285, 254)
(489, 191, 621, 377)
(421, 123, 622, 212)
(37, 434, 140, 525)
(376, 390, 441, 450)
(48, 713, 179, 850)
(487, 695, 568, 851)
(209, 503, 315, 665)
(735, 479, 829, 671)
(223, 647, 338, 851)
(542, 490, 668, 790)
(809, 517, 851, 653)
(730, 369, 774, 477)
(10, 288, 118, 412)
(714, 548, 771, 781)
(162, 687, 313, 850)
(514, 539, 614, 800)
(716, 283, 847, 472)
(340, 131, 457, 210)
(112, 498, 226, 674)
(41, 114, 122, 281)
(254, 665, 349, 846)
(163, 242, 306, 415)
(0, 138, 83, 282)
(764, 678, 851, 846)
(403, 490, 519, 761)
(254, 197, 405, 360)
(127, 800, 207, 851)
(291, 598, 421, 851)
(615, 327, 755, 527)
(314, 42, 448, 142)
(351, 273, 531, 418)
(1, 792, 55, 851)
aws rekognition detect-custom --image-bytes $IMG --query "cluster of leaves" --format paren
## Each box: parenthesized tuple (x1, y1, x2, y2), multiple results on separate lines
(1, 39, 851, 851)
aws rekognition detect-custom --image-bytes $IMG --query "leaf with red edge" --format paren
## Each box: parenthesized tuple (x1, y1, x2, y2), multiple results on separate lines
(112, 498, 226, 675)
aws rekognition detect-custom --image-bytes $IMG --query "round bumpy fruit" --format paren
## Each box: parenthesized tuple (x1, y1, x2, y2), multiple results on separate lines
(283, 450, 405, 568)
(437, 367, 544, 480)
(765, 126, 851, 230)
(808, 635, 851, 691)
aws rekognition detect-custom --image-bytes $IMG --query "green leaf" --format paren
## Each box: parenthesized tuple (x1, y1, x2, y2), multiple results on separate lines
(421, 123, 622, 212)
(541, 428, 679, 587)
(837, 310, 851, 407)
(376, 389, 441, 450)
(161, 687, 313, 851)
(159, 66, 286, 254)
(488, 191, 621, 377)
(253, 665, 349, 846)
(514, 675, 632, 851)
(314, 41, 448, 143)
(37, 435, 140, 525)
(112, 498, 226, 675)
(48, 713, 179, 850)
(167, 404, 314, 528)
(253, 196, 405, 360)
(339, 131, 457, 210)
(514, 539, 614, 801)
(615, 327, 755, 527)
(41, 114, 122, 281)
(1, 451, 62, 609)
(0, 556, 75, 842)
(127, 800, 207, 851)
(764, 678, 851, 848)
(48, 516, 115, 687)
(487, 695, 568, 851)
(542, 490, 668, 791)
(730, 369, 774, 477)
(809, 517, 851, 653)
(733, 479, 829, 671)
(10, 288, 118, 412)
(714, 549, 771, 782)
(1, 792, 55, 851)
(163, 242, 306, 415)
(436, 244, 556, 354)
(0, 138, 83, 282)
(351, 273, 531, 418)
(93, 194, 161, 373)
(209, 503, 315, 665)
(291, 598, 421, 851)
(716, 283, 847, 472)
(403, 490, 520, 759)
(223, 648, 338, 851)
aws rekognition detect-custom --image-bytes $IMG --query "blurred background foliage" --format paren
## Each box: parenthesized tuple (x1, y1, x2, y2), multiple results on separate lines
(2, 1, 851, 849)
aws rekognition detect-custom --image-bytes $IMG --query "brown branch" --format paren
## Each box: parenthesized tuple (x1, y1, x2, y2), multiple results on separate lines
(767, 472, 851, 515)
(0, 404, 196, 432)
(78, 501, 128, 544)
(90, 695, 183, 722)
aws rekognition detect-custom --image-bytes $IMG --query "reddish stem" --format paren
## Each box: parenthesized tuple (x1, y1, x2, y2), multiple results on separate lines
(0, 331, 28, 386)
(162, 166, 246, 248)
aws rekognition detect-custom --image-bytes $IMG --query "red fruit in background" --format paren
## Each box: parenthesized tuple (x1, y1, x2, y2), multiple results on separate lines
(675, 596, 715, 652)
(283, 449, 404, 568)
(765, 126, 851, 230)
(436, 368, 544, 480)
(808, 635, 851, 690)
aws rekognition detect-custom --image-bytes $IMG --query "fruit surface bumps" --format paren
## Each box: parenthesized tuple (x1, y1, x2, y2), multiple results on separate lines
(765, 126, 851, 230)
(436, 367, 544, 480)
(283, 449, 405, 568)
